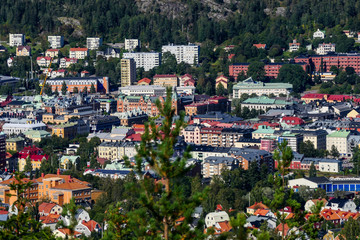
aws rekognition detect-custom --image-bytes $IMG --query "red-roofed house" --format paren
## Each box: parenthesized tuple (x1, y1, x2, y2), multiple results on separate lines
(37, 56, 52, 67)
(301, 93, 328, 103)
(276, 223, 290, 237)
(40, 214, 62, 230)
(327, 95, 352, 103)
(69, 48, 89, 59)
(39, 202, 63, 216)
(253, 44, 266, 49)
(204, 221, 232, 235)
(51, 69, 67, 78)
(60, 57, 78, 68)
(215, 75, 228, 89)
(228, 53, 235, 60)
(81, 70, 90, 77)
(281, 116, 305, 126)
(289, 39, 300, 52)
(75, 220, 101, 237)
(45, 49, 60, 58)
(153, 74, 178, 87)
(247, 202, 270, 215)
(138, 78, 152, 85)
(179, 74, 195, 87)
(53, 228, 82, 238)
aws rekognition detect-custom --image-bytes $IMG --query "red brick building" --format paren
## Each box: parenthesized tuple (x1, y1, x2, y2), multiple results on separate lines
(44, 77, 109, 94)
(229, 63, 307, 78)
(294, 54, 360, 73)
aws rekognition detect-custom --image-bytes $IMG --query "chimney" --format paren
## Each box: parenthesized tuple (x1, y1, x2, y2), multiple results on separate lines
(57, 168, 60, 176)
(41, 173, 44, 178)
(68, 175, 71, 183)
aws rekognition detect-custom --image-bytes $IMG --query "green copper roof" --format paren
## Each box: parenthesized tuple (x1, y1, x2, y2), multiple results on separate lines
(253, 125, 275, 134)
(24, 130, 51, 138)
(242, 96, 293, 105)
(233, 77, 293, 90)
(327, 130, 350, 138)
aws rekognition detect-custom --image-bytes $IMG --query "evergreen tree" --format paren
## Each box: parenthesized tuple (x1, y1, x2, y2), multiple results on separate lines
(330, 145, 340, 159)
(61, 81, 67, 95)
(24, 156, 32, 172)
(54, 87, 59, 96)
(73, 87, 79, 93)
(216, 83, 226, 96)
(352, 146, 360, 175)
(90, 83, 96, 93)
(82, 86, 88, 93)
(125, 88, 207, 239)
(309, 162, 317, 177)
(0, 172, 55, 239)
(44, 83, 53, 96)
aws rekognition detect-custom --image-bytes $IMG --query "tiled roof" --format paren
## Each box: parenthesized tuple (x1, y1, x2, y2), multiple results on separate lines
(247, 202, 269, 210)
(138, 78, 151, 84)
(81, 220, 101, 231)
(41, 214, 61, 224)
(153, 74, 177, 78)
(276, 223, 290, 236)
(51, 181, 91, 190)
(70, 48, 88, 51)
(39, 202, 56, 214)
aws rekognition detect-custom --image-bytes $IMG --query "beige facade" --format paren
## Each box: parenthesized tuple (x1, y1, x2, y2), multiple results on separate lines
(326, 131, 350, 157)
(153, 75, 178, 87)
(69, 48, 89, 59)
(121, 58, 136, 87)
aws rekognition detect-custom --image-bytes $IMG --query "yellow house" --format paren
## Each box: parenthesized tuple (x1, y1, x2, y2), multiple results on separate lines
(347, 109, 359, 118)
(6, 137, 25, 151)
(18, 155, 49, 172)
(52, 123, 77, 139)
(16, 46, 31, 56)
(24, 130, 51, 142)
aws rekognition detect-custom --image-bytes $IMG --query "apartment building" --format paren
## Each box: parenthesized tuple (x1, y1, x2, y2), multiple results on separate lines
(184, 97, 230, 116)
(278, 131, 304, 152)
(44, 77, 109, 94)
(120, 58, 136, 87)
(229, 63, 307, 78)
(6, 137, 25, 151)
(153, 74, 178, 87)
(86, 37, 102, 50)
(48, 36, 64, 49)
(316, 43, 336, 55)
(124, 38, 140, 51)
(122, 52, 161, 71)
(162, 43, 200, 65)
(0, 172, 92, 206)
(69, 48, 89, 59)
(326, 130, 351, 157)
(118, 85, 166, 96)
(59, 57, 78, 68)
(18, 146, 49, 171)
(202, 156, 238, 178)
(36, 56, 52, 67)
(45, 49, 60, 58)
(241, 96, 293, 110)
(289, 39, 300, 52)
(9, 33, 25, 47)
(232, 77, 293, 99)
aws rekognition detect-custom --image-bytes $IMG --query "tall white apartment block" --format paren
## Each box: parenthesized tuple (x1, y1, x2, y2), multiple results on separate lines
(124, 39, 140, 51)
(9, 34, 25, 47)
(48, 36, 64, 49)
(122, 52, 161, 71)
(86, 37, 103, 50)
(162, 43, 200, 65)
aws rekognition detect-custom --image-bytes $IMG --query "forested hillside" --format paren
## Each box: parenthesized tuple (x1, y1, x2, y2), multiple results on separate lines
(1, 0, 360, 50)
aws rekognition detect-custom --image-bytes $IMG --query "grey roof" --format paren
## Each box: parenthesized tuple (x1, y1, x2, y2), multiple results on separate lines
(326, 198, 351, 209)
(203, 156, 237, 165)
(304, 176, 330, 184)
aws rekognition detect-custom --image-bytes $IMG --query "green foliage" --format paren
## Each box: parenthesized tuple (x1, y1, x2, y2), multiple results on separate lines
(299, 140, 327, 158)
(216, 82, 226, 96)
(61, 81, 67, 95)
(90, 83, 96, 93)
(125, 88, 207, 239)
(330, 145, 340, 159)
(57, 198, 79, 238)
(0, 172, 55, 239)
(339, 217, 360, 240)
(73, 86, 79, 93)
(247, 62, 265, 81)
(24, 156, 32, 172)
(352, 146, 360, 176)
(309, 162, 317, 178)
(276, 64, 312, 93)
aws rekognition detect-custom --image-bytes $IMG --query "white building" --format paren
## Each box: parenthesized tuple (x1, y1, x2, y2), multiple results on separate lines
(69, 48, 89, 59)
(289, 39, 300, 52)
(9, 34, 25, 47)
(124, 38, 140, 51)
(122, 52, 161, 71)
(162, 43, 200, 65)
(326, 130, 350, 158)
(205, 211, 230, 228)
(316, 43, 336, 55)
(2, 121, 47, 135)
(313, 29, 325, 39)
(318, 159, 342, 172)
(86, 37, 102, 50)
(59, 57, 78, 68)
(175, 86, 196, 95)
(118, 85, 166, 96)
(48, 36, 64, 49)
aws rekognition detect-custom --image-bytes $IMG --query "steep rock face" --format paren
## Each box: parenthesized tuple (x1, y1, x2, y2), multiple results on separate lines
(134, 0, 237, 21)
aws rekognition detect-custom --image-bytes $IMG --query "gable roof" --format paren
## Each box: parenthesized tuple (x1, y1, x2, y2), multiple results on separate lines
(39, 202, 57, 214)
(247, 201, 269, 210)
(81, 220, 101, 231)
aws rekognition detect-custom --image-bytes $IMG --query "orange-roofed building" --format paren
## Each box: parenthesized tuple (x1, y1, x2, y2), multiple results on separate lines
(247, 202, 269, 215)
(276, 223, 290, 237)
(53, 228, 82, 239)
(0, 172, 91, 206)
(39, 202, 63, 216)
(40, 214, 61, 230)
(138, 78, 151, 85)
(253, 44, 266, 49)
(69, 48, 89, 59)
(204, 221, 232, 235)
(75, 220, 102, 237)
